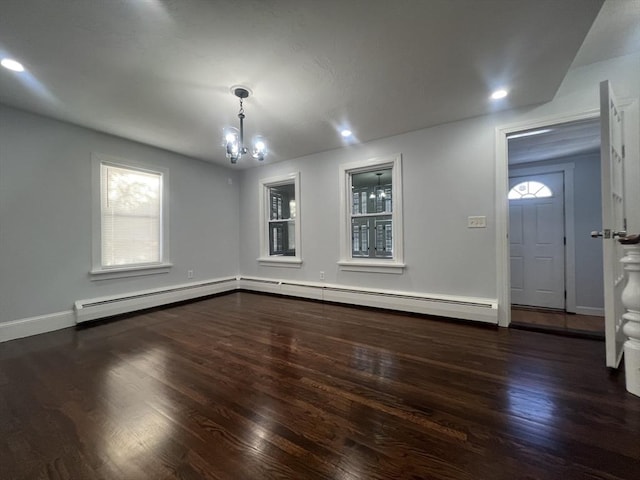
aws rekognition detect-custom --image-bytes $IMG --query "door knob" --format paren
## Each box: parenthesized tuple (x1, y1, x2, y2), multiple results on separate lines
(591, 229, 626, 239)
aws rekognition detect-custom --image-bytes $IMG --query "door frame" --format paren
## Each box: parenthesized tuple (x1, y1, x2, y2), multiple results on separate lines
(509, 165, 575, 313)
(495, 109, 599, 327)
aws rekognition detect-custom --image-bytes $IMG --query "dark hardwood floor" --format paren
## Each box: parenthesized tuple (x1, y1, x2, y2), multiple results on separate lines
(1, 292, 638, 480)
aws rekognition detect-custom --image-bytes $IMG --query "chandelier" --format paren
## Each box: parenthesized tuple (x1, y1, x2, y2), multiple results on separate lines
(223, 86, 267, 164)
(369, 172, 387, 199)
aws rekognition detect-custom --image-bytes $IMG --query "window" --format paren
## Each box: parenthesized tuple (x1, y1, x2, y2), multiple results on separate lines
(339, 154, 404, 273)
(91, 154, 171, 278)
(258, 172, 302, 267)
(508, 181, 553, 199)
(351, 169, 393, 258)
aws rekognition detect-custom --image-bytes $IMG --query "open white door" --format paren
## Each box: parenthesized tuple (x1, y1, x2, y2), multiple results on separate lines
(598, 80, 627, 368)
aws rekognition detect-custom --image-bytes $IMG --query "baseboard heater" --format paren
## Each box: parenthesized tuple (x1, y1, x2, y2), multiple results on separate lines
(238, 276, 498, 324)
(74, 277, 238, 324)
(74, 276, 497, 326)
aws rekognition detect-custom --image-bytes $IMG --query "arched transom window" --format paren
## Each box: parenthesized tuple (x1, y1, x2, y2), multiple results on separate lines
(508, 181, 553, 200)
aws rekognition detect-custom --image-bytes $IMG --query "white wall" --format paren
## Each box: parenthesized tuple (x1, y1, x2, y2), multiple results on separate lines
(239, 118, 497, 298)
(238, 52, 640, 305)
(0, 105, 240, 325)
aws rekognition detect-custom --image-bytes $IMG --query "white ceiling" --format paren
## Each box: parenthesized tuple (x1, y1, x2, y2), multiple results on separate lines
(506, 0, 640, 167)
(0, 0, 632, 168)
(571, 0, 640, 68)
(508, 118, 601, 165)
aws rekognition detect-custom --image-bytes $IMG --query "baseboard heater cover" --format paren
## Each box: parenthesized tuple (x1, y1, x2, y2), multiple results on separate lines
(238, 276, 498, 324)
(74, 275, 497, 326)
(74, 277, 238, 323)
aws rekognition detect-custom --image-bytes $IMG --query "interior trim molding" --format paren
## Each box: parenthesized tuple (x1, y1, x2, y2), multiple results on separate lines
(2, 275, 498, 343)
(575, 306, 605, 317)
(238, 276, 498, 324)
(0, 310, 75, 343)
(75, 276, 238, 323)
(495, 108, 600, 327)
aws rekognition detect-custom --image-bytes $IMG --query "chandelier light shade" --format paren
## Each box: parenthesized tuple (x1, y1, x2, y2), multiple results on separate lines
(223, 86, 267, 164)
(370, 172, 386, 199)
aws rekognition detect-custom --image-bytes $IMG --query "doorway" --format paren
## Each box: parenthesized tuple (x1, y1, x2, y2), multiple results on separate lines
(509, 171, 566, 309)
(505, 117, 605, 336)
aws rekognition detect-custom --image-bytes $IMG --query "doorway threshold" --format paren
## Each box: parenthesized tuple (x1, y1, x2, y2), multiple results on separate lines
(511, 306, 604, 340)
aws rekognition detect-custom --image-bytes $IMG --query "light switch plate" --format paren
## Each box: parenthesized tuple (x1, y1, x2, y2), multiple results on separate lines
(468, 216, 487, 228)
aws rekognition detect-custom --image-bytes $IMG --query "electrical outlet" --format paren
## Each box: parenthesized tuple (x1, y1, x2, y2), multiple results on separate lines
(468, 216, 487, 228)
(319, 271, 325, 280)
(187, 269, 194, 279)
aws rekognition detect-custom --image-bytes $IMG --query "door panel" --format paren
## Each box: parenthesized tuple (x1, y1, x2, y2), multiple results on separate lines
(509, 172, 565, 309)
(509, 204, 525, 304)
(511, 257, 524, 291)
(510, 205, 524, 244)
(533, 257, 554, 291)
(600, 80, 627, 368)
(535, 203, 556, 243)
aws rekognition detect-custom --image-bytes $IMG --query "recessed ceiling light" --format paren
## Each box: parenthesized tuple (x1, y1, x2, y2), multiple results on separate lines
(490, 89, 508, 100)
(1, 58, 25, 72)
(340, 129, 352, 137)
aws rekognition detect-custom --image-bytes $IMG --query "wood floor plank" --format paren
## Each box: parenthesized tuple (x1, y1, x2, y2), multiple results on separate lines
(1, 292, 638, 479)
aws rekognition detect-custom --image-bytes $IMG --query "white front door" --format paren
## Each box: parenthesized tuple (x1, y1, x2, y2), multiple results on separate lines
(599, 80, 628, 368)
(509, 172, 565, 309)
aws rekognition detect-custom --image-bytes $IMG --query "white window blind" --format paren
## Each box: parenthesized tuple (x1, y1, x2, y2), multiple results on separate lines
(101, 163, 162, 267)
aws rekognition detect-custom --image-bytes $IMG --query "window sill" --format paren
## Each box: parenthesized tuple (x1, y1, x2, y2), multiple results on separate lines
(90, 262, 173, 281)
(258, 257, 303, 268)
(337, 260, 405, 274)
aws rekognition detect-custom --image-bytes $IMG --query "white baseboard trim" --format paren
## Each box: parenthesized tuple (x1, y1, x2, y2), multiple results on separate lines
(0, 310, 75, 343)
(2, 275, 499, 343)
(239, 276, 498, 324)
(75, 276, 239, 323)
(575, 306, 605, 317)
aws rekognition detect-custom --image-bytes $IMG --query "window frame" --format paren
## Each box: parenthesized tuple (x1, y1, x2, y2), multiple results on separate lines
(91, 153, 171, 280)
(258, 172, 302, 267)
(338, 154, 405, 273)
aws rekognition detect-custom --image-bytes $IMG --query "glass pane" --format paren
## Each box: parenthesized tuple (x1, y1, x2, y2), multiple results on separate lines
(101, 164, 161, 266)
(508, 181, 553, 200)
(269, 223, 282, 254)
(269, 183, 295, 220)
(350, 168, 393, 259)
(269, 220, 295, 256)
(351, 168, 392, 215)
(351, 217, 369, 257)
(267, 181, 296, 257)
(351, 215, 392, 258)
(374, 218, 393, 258)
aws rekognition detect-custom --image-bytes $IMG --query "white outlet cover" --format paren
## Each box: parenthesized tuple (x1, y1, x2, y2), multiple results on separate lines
(468, 216, 487, 228)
